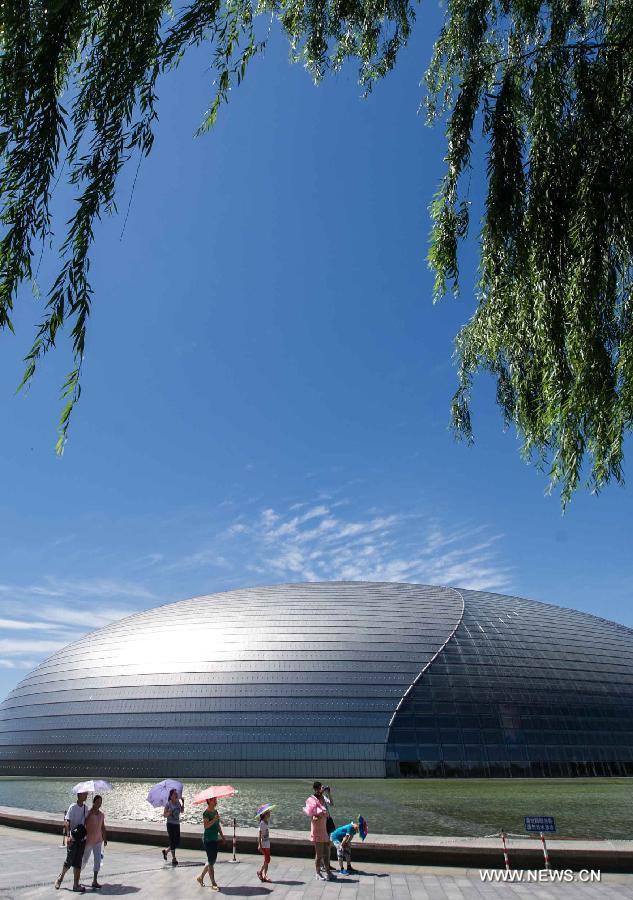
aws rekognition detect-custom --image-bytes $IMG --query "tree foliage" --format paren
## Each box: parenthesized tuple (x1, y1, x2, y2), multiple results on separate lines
(1, 1, 632, 502)
(427, 0, 633, 504)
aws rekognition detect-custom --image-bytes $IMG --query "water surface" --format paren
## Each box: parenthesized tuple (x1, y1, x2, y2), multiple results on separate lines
(1, 778, 630, 838)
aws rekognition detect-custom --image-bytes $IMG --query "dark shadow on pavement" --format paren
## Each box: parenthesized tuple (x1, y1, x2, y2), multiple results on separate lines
(164, 862, 201, 868)
(266, 881, 304, 886)
(217, 889, 271, 896)
(96, 886, 141, 895)
(333, 872, 389, 881)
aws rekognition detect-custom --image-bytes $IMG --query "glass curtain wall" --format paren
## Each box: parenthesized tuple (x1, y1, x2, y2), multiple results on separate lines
(386, 590, 633, 777)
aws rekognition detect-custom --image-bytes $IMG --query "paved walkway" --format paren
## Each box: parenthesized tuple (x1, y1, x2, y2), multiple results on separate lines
(1, 826, 633, 900)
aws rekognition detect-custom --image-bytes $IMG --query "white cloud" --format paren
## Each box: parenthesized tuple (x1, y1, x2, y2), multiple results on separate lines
(0, 659, 36, 670)
(0, 577, 156, 604)
(0, 638, 70, 656)
(173, 501, 512, 592)
(0, 580, 155, 678)
(0, 618, 69, 631)
(227, 523, 248, 536)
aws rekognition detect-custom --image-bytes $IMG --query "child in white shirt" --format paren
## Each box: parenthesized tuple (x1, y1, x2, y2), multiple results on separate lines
(257, 810, 272, 882)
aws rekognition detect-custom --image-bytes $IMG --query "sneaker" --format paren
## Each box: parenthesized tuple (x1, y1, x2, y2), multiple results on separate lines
(340, 870, 350, 876)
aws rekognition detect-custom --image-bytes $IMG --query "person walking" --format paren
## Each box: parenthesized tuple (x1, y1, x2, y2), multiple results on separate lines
(55, 792, 90, 892)
(321, 783, 335, 829)
(196, 796, 225, 891)
(304, 781, 335, 881)
(82, 795, 107, 889)
(162, 788, 184, 866)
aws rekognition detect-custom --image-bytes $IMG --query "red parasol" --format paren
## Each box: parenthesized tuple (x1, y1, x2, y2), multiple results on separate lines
(192, 785, 236, 805)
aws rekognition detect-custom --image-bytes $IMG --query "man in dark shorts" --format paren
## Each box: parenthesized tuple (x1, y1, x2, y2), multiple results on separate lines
(55, 792, 89, 892)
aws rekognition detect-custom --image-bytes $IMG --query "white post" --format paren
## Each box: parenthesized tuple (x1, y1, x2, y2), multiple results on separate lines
(501, 831, 510, 871)
(540, 832, 550, 870)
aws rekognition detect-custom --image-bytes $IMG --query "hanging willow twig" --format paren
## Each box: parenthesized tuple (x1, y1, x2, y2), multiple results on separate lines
(427, 0, 633, 504)
(0, 0, 413, 452)
(1, 0, 632, 505)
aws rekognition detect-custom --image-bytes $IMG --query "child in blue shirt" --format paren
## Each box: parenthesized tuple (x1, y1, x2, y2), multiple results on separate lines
(330, 819, 366, 875)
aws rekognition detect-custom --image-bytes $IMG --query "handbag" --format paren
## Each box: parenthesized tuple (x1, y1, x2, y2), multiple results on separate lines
(326, 815, 336, 835)
(71, 823, 87, 841)
(70, 805, 87, 841)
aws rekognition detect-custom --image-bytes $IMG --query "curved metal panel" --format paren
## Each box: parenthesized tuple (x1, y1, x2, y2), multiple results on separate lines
(0, 582, 461, 778)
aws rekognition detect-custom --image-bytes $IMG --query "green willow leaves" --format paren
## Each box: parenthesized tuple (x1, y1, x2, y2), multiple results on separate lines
(0, 0, 411, 453)
(1, 1, 632, 503)
(427, 0, 633, 503)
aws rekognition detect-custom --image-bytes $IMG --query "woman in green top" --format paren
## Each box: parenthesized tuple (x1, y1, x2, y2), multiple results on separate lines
(196, 797, 225, 891)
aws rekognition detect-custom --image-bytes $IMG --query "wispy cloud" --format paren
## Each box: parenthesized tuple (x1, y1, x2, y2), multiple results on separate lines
(0, 578, 156, 678)
(173, 501, 512, 592)
(0, 577, 156, 605)
(0, 638, 71, 656)
(0, 659, 36, 670)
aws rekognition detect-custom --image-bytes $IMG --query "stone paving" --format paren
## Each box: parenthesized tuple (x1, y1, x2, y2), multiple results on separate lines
(1, 826, 633, 900)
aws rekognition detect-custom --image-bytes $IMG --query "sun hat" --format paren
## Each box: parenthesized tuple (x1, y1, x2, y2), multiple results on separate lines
(255, 802, 276, 819)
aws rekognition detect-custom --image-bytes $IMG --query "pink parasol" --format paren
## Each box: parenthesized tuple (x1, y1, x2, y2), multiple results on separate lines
(192, 785, 236, 805)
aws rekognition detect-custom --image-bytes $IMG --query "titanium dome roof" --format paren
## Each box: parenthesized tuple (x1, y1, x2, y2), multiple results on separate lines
(1, 582, 633, 778)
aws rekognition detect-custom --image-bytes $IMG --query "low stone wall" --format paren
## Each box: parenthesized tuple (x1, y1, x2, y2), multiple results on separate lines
(1, 805, 632, 872)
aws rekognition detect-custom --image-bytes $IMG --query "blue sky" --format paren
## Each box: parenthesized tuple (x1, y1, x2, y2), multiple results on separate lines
(0, 8, 631, 699)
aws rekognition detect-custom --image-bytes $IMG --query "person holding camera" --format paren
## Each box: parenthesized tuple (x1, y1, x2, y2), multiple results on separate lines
(305, 781, 336, 881)
(55, 792, 89, 892)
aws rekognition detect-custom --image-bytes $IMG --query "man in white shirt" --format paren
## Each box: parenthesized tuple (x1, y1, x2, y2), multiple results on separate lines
(55, 792, 89, 892)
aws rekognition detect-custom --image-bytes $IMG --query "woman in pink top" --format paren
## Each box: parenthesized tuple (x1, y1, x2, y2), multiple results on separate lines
(306, 782, 335, 881)
(82, 796, 107, 889)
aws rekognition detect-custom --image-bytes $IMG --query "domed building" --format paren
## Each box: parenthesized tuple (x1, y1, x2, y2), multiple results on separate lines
(1, 582, 632, 778)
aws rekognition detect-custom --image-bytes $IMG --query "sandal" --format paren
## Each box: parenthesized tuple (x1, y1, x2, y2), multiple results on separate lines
(211, 885, 220, 892)
(72, 886, 86, 893)
(55, 879, 62, 890)
(196, 875, 205, 887)
(162, 849, 168, 861)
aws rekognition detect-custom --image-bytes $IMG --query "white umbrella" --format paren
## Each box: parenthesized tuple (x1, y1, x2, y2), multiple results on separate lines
(71, 779, 113, 794)
(146, 779, 184, 809)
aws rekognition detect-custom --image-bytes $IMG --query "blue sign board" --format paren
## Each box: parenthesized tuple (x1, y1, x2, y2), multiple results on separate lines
(524, 816, 556, 833)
